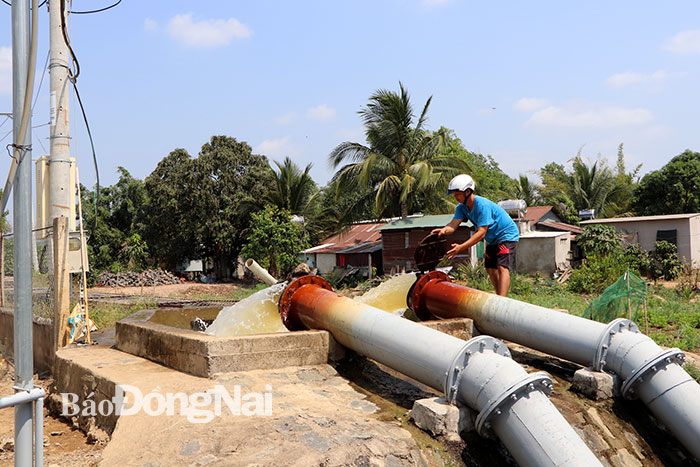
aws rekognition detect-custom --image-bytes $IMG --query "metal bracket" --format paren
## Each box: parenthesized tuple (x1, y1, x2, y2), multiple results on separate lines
(443, 335, 511, 405)
(475, 372, 553, 438)
(592, 318, 639, 371)
(621, 348, 686, 399)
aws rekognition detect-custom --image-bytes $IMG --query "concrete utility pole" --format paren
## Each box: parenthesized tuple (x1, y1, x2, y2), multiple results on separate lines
(48, 0, 72, 222)
(12, 0, 35, 465)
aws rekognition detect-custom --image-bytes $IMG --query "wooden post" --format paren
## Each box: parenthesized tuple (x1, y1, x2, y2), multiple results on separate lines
(0, 233, 4, 308)
(52, 216, 70, 353)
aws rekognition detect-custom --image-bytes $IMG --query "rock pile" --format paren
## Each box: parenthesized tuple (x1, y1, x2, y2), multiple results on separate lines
(97, 269, 181, 288)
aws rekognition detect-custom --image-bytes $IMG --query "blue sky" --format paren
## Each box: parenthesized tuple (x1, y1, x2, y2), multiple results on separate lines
(1, 1, 700, 191)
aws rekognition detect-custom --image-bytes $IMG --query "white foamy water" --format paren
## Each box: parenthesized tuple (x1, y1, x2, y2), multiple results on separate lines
(354, 273, 417, 315)
(205, 282, 289, 336)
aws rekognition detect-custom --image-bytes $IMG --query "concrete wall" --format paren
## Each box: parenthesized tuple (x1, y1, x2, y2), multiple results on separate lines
(516, 232, 570, 274)
(0, 308, 54, 373)
(316, 253, 336, 275)
(587, 218, 697, 265)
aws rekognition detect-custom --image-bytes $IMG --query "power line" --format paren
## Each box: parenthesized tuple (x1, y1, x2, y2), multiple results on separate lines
(60, 0, 80, 80)
(31, 49, 50, 112)
(70, 0, 121, 15)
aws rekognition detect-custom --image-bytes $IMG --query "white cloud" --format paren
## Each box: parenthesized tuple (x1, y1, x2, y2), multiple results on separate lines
(144, 18, 158, 32)
(664, 28, 700, 54)
(0, 47, 11, 95)
(513, 97, 551, 112)
(275, 112, 297, 125)
(306, 104, 336, 121)
(336, 127, 365, 142)
(167, 14, 251, 48)
(254, 136, 299, 158)
(524, 103, 653, 129)
(605, 70, 670, 88)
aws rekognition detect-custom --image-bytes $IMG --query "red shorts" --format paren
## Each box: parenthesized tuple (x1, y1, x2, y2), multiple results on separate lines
(484, 241, 517, 270)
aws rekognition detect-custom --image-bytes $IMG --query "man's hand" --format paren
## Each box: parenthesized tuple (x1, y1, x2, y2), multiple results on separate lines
(446, 243, 463, 259)
(430, 228, 444, 237)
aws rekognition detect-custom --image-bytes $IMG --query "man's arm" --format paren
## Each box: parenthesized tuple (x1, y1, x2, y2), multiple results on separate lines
(446, 225, 487, 259)
(431, 218, 463, 237)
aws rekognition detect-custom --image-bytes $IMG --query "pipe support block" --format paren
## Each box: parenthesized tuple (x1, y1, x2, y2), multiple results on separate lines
(444, 336, 510, 404)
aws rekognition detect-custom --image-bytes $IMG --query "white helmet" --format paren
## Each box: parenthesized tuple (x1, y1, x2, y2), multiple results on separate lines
(446, 174, 475, 194)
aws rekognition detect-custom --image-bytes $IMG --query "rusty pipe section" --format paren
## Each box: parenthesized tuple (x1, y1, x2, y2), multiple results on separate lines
(280, 276, 601, 467)
(409, 271, 700, 461)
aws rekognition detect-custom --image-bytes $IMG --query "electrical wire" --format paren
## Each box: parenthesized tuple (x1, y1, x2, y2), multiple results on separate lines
(69, 0, 120, 15)
(31, 49, 50, 112)
(71, 80, 100, 229)
(60, 0, 80, 80)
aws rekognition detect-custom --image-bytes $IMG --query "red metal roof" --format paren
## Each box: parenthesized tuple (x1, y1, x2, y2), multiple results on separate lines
(523, 206, 553, 223)
(303, 223, 385, 254)
(538, 221, 583, 235)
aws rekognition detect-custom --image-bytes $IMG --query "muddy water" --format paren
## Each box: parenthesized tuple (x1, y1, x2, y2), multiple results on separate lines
(206, 274, 417, 337)
(355, 273, 416, 314)
(205, 282, 289, 336)
(149, 307, 221, 330)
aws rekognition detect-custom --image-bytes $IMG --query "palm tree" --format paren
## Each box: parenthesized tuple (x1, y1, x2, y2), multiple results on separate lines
(514, 174, 539, 207)
(329, 82, 468, 218)
(265, 157, 316, 216)
(569, 153, 616, 216)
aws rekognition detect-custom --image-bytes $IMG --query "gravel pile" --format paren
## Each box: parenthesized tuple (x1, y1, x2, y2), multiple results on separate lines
(97, 269, 181, 287)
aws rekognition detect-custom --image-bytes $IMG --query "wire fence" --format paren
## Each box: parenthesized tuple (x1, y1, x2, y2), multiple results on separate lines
(1, 227, 56, 319)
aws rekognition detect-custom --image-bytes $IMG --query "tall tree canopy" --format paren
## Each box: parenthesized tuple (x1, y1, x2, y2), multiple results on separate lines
(265, 156, 317, 216)
(329, 83, 468, 218)
(633, 150, 700, 215)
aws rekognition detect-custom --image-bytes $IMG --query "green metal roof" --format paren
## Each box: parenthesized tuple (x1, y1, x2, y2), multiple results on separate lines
(379, 214, 473, 231)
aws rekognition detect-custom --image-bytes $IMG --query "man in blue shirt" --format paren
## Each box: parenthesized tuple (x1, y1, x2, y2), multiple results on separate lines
(431, 174, 519, 296)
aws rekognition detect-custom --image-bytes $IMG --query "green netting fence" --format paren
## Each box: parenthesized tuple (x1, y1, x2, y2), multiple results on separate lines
(585, 270, 647, 323)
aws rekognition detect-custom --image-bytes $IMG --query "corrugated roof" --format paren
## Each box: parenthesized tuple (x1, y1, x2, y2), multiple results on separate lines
(523, 206, 553, 223)
(379, 214, 473, 231)
(338, 242, 382, 254)
(521, 231, 570, 238)
(302, 222, 385, 254)
(538, 221, 583, 234)
(581, 213, 700, 224)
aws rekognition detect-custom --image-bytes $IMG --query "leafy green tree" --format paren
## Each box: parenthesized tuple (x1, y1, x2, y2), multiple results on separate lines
(538, 162, 579, 224)
(241, 206, 309, 278)
(576, 224, 622, 257)
(329, 82, 468, 218)
(605, 143, 641, 217)
(119, 233, 149, 271)
(265, 157, 317, 216)
(190, 136, 275, 278)
(143, 148, 197, 269)
(633, 150, 700, 215)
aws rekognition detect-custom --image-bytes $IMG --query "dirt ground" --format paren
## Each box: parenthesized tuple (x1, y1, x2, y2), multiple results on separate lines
(0, 357, 103, 466)
(89, 282, 248, 299)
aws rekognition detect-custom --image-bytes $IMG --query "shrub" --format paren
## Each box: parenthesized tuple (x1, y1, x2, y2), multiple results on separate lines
(649, 240, 684, 281)
(454, 262, 492, 291)
(577, 224, 622, 257)
(568, 250, 637, 294)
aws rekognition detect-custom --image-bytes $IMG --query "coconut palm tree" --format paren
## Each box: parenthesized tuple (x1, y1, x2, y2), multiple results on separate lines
(265, 157, 317, 216)
(514, 174, 540, 207)
(569, 154, 616, 216)
(329, 82, 468, 218)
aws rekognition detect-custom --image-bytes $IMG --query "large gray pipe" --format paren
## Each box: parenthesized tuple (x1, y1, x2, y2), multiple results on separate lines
(280, 276, 602, 467)
(410, 272, 700, 461)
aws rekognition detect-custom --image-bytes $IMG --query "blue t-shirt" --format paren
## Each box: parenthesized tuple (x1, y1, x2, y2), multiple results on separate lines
(454, 196, 519, 244)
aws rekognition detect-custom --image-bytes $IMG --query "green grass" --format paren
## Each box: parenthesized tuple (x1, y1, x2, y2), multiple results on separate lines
(180, 282, 268, 301)
(89, 299, 158, 329)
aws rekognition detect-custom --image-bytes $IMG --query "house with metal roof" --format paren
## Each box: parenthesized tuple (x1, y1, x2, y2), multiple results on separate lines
(379, 214, 475, 273)
(300, 222, 385, 276)
(581, 213, 700, 265)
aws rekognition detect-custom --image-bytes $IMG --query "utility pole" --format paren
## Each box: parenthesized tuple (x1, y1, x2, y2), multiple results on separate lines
(12, 0, 35, 465)
(48, 0, 72, 222)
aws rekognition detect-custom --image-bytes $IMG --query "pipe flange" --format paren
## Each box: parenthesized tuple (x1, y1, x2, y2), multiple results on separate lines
(620, 348, 685, 400)
(408, 270, 450, 321)
(278, 275, 333, 331)
(592, 318, 640, 371)
(475, 371, 554, 438)
(444, 336, 511, 405)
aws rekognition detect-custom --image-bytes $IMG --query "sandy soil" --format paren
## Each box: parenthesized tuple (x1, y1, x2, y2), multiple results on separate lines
(0, 356, 103, 466)
(88, 282, 250, 299)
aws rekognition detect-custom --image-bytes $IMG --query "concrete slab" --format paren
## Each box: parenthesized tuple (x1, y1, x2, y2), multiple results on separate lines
(50, 345, 430, 466)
